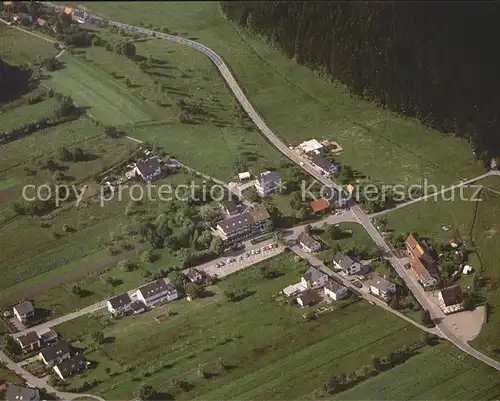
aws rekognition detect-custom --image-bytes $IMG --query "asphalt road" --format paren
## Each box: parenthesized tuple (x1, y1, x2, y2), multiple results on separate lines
(37, 2, 500, 371)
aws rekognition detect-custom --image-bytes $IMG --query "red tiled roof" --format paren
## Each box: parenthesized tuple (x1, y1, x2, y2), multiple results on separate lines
(310, 198, 330, 213)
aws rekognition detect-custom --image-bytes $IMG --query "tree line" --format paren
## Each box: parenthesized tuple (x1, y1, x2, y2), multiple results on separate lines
(219, 1, 500, 164)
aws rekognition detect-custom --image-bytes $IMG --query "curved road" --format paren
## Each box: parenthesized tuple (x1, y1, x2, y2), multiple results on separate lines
(40, 2, 500, 372)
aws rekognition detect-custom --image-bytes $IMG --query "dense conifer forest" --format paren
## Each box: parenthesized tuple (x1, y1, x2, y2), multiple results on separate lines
(219, 1, 500, 163)
(0, 58, 33, 102)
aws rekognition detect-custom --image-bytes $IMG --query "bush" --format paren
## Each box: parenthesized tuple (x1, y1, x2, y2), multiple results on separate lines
(118, 259, 136, 272)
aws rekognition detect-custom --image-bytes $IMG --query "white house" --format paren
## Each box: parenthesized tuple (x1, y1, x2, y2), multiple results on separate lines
(135, 278, 179, 307)
(238, 171, 251, 181)
(107, 292, 132, 315)
(134, 157, 162, 181)
(38, 340, 71, 366)
(254, 171, 281, 196)
(368, 275, 396, 300)
(15, 331, 41, 352)
(13, 301, 35, 324)
(301, 266, 329, 289)
(324, 281, 348, 301)
(333, 252, 362, 275)
(437, 285, 465, 315)
(298, 139, 324, 154)
(282, 283, 306, 297)
(297, 232, 322, 253)
(53, 354, 87, 381)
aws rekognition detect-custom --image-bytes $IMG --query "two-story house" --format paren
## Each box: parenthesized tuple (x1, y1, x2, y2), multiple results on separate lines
(297, 232, 322, 253)
(38, 340, 71, 366)
(15, 331, 41, 352)
(301, 266, 329, 289)
(53, 354, 87, 381)
(13, 301, 34, 324)
(254, 171, 281, 197)
(324, 280, 348, 301)
(333, 252, 362, 275)
(367, 275, 396, 300)
(437, 285, 465, 314)
(215, 205, 271, 243)
(406, 233, 439, 290)
(135, 278, 179, 307)
(107, 292, 133, 316)
(134, 157, 162, 182)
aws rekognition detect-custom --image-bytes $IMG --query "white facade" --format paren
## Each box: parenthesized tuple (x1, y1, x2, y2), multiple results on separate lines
(334, 261, 362, 275)
(300, 269, 329, 289)
(324, 284, 348, 301)
(135, 279, 179, 307)
(369, 281, 396, 300)
(238, 172, 251, 181)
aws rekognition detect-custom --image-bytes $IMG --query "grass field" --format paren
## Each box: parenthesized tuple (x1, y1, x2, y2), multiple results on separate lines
(0, 23, 57, 65)
(0, 96, 58, 131)
(55, 254, 425, 400)
(0, 366, 25, 386)
(384, 178, 500, 357)
(80, 1, 485, 187)
(334, 343, 500, 400)
(47, 53, 165, 125)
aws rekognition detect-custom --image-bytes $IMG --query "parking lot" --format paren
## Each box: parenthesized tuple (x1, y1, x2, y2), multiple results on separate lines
(196, 241, 284, 279)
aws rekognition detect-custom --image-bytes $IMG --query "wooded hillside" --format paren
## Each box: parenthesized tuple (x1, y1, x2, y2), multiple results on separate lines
(219, 1, 500, 163)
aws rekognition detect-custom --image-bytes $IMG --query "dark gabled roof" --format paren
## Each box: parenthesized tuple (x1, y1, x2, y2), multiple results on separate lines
(440, 285, 464, 306)
(13, 301, 34, 315)
(129, 300, 146, 312)
(311, 155, 338, 172)
(136, 157, 161, 177)
(40, 340, 71, 362)
(107, 292, 132, 309)
(333, 252, 355, 270)
(222, 199, 239, 214)
(5, 384, 40, 401)
(54, 354, 86, 378)
(297, 290, 317, 305)
(217, 205, 270, 234)
(16, 331, 40, 347)
(297, 232, 320, 249)
(368, 274, 395, 293)
(324, 280, 345, 293)
(302, 266, 326, 282)
(138, 279, 176, 300)
(258, 171, 281, 186)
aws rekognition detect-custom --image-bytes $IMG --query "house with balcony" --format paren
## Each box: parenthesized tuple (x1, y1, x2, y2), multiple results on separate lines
(215, 205, 271, 243)
(135, 278, 179, 307)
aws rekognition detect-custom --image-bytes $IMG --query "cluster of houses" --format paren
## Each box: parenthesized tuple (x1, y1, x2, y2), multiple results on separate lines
(295, 139, 341, 175)
(14, 330, 89, 381)
(405, 233, 465, 314)
(2, 2, 89, 27)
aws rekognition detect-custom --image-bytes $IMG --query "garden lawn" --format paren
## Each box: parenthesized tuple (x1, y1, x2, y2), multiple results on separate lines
(333, 343, 500, 400)
(384, 179, 500, 358)
(0, 23, 57, 65)
(81, 2, 484, 187)
(46, 53, 164, 125)
(56, 254, 424, 400)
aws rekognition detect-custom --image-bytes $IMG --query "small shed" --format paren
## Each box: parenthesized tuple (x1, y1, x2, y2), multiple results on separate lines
(238, 172, 251, 181)
(462, 265, 473, 275)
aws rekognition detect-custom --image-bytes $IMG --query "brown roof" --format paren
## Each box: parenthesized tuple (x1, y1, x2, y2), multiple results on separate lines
(16, 331, 40, 347)
(411, 258, 435, 282)
(248, 204, 270, 223)
(310, 198, 330, 213)
(439, 285, 464, 307)
(406, 233, 425, 258)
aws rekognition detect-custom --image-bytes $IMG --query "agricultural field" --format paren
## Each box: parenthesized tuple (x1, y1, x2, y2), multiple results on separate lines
(384, 178, 500, 357)
(0, 96, 58, 132)
(0, 22, 57, 65)
(55, 254, 426, 400)
(81, 1, 485, 187)
(46, 53, 165, 125)
(334, 343, 500, 400)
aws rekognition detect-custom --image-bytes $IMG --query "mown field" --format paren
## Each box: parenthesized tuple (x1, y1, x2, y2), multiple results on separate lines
(333, 343, 500, 400)
(80, 1, 485, 187)
(46, 53, 164, 125)
(55, 254, 425, 400)
(384, 178, 500, 358)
